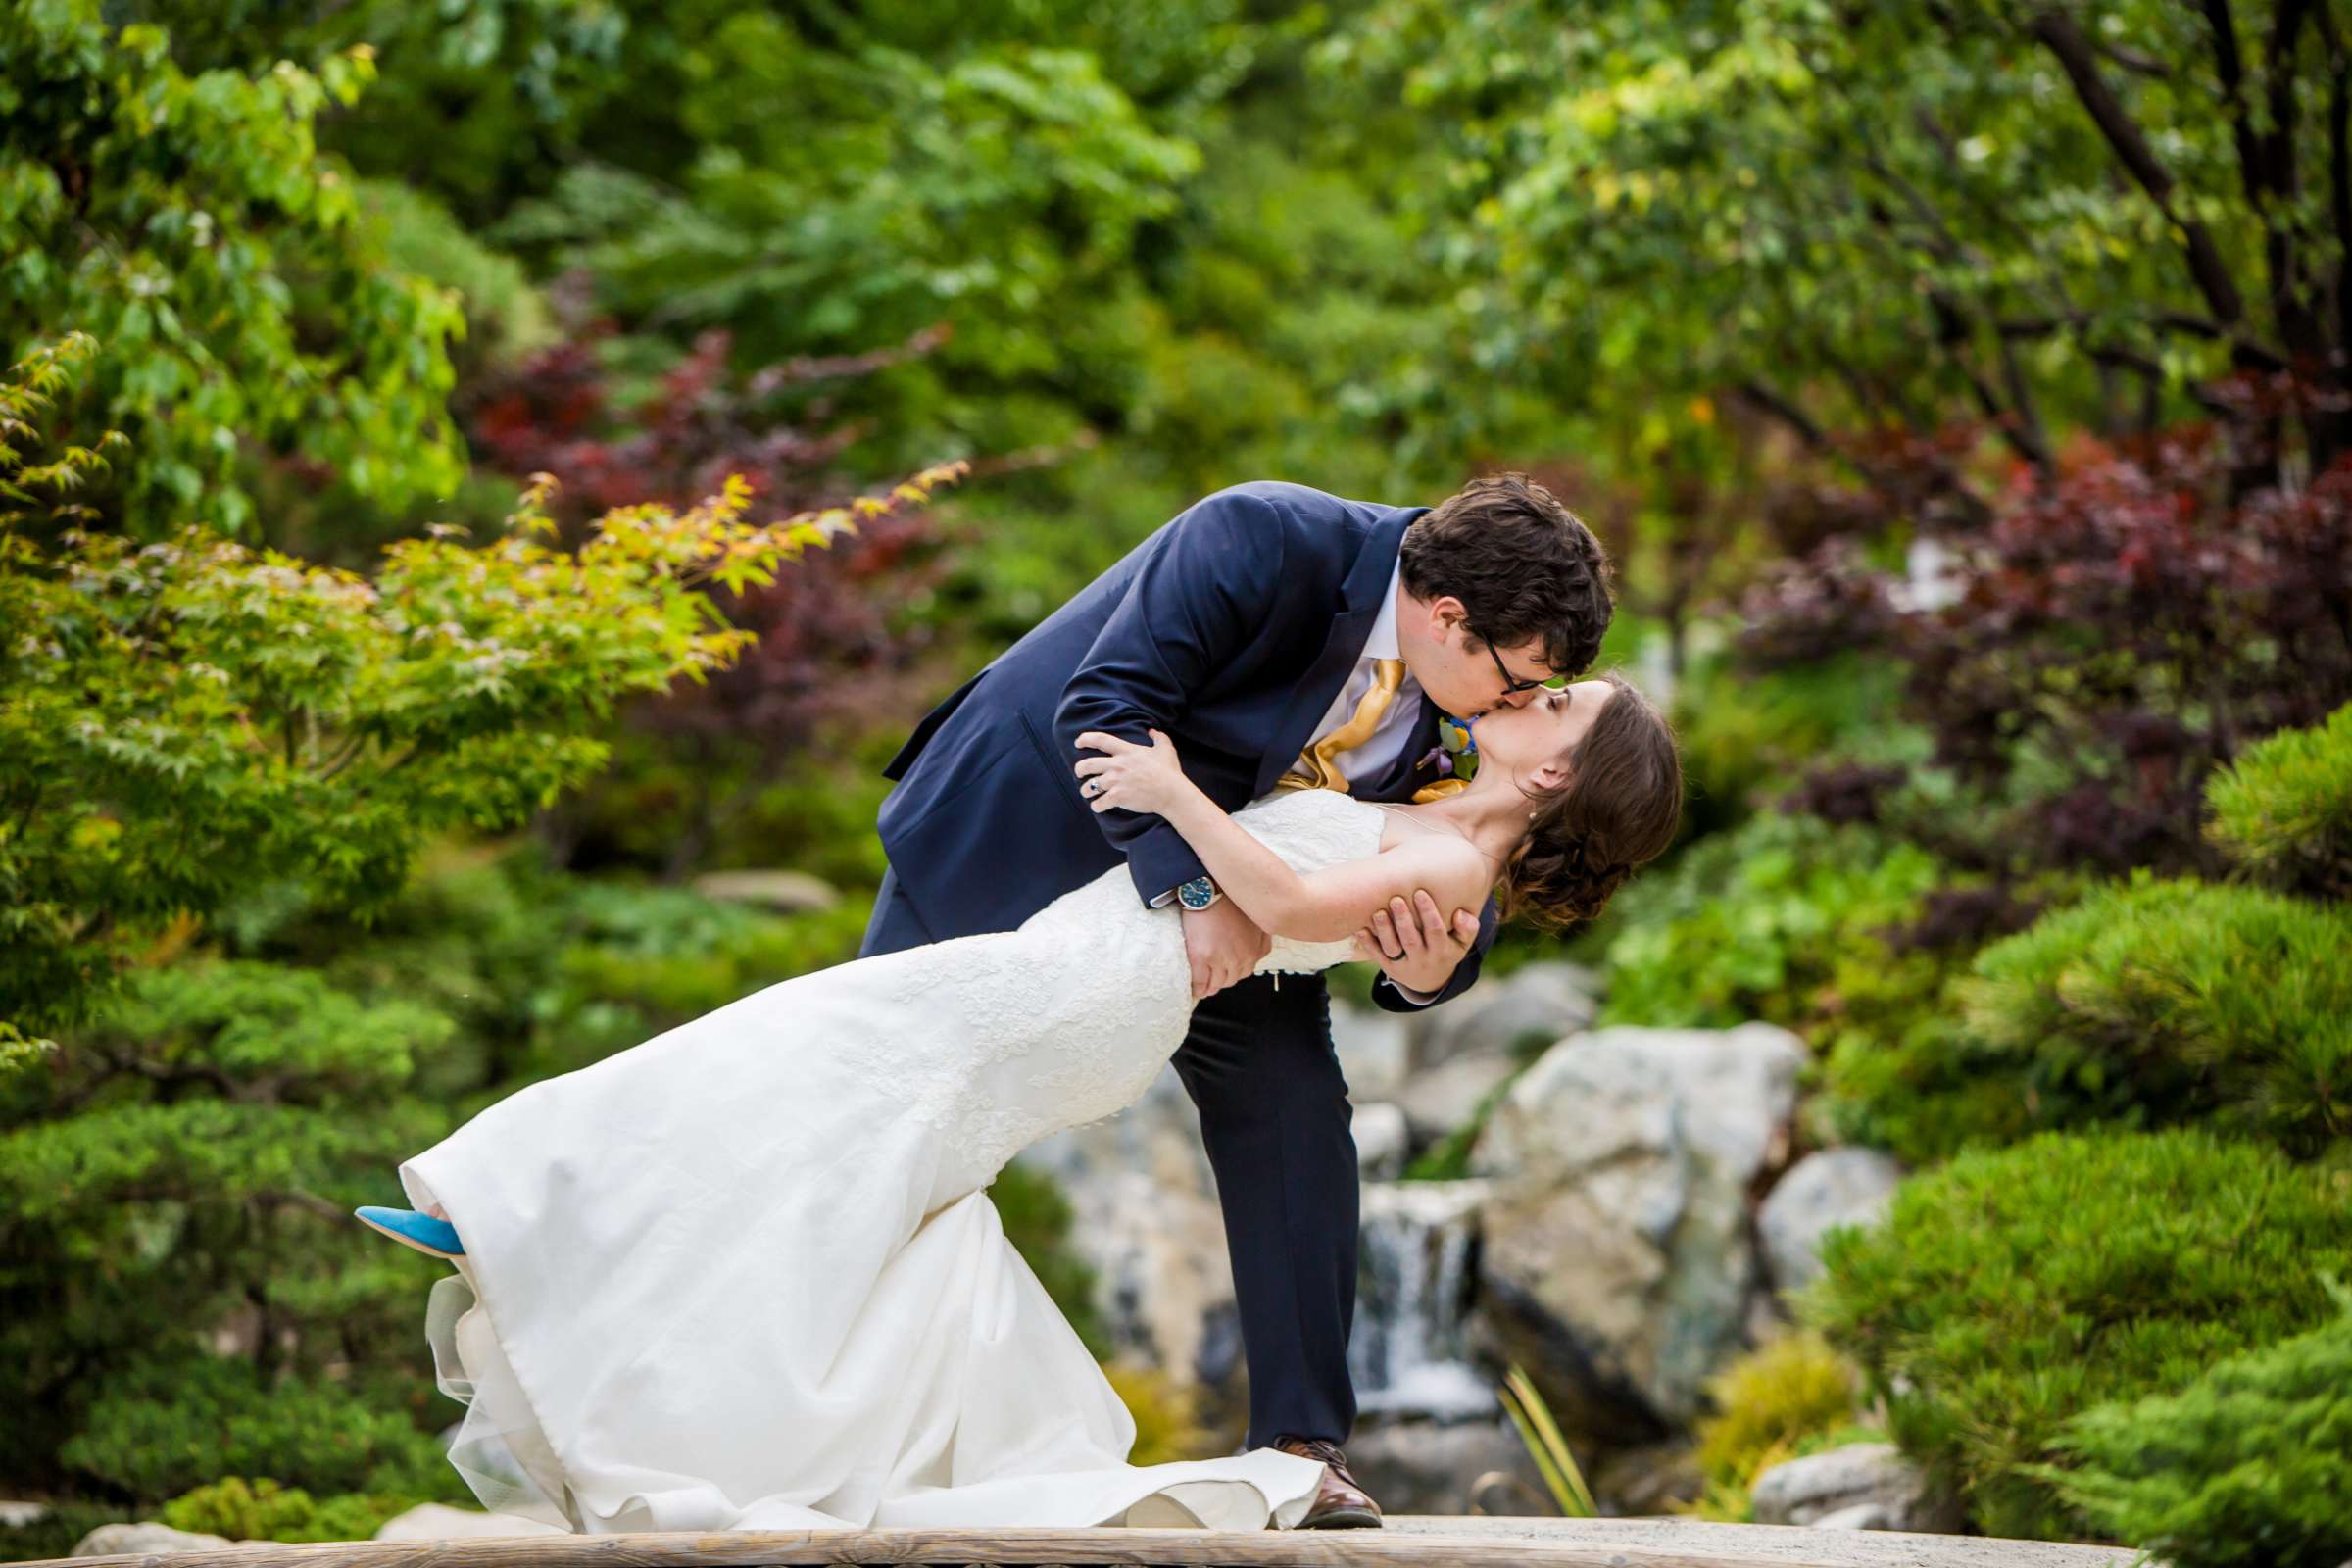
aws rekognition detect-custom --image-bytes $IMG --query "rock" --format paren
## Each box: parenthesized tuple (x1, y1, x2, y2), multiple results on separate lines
(1809, 1501, 1896, 1530)
(1019, 1067, 1235, 1391)
(1470, 1023, 1807, 1440)
(1409, 961, 1600, 1073)
(73, 1523, 234, 1557)
(0, 1503, 48, 1529)
(688, 868, 839, 912)
(1069, 1166, 1237, 1386)
(1352, 1101, 1409, 1180)
(373, 1504, 564, 1541)
(1588, 1438, 1705, 1515)
(1342, 1417, 1549, 1516)
(1331, 1002, 1411, 1102)
(1751, 1442, 1955, 1532)
(1350, 1181, 1494, 1423)
(1395, 1051, 1518, 1146)
(1758, 1147, 1905, 1298)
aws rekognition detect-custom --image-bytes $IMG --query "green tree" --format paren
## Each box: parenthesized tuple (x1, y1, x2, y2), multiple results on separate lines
(1, 1, 467, 535)
(1331, 0, 2352, 504)
(0, 333, 963, 1055)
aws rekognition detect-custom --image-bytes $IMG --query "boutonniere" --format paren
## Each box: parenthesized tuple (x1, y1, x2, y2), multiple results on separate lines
(1418, 715, 1478, 783)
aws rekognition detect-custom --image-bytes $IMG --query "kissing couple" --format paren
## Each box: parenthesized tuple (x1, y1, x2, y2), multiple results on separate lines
(359, 473, 1685, 1534)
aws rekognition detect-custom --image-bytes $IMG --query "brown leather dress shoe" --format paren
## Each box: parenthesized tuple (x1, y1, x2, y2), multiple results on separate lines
(1271, 1434, 1383, 1529)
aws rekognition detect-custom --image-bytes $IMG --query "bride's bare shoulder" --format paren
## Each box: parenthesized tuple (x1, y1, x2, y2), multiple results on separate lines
(1371, 822, 1494, 904)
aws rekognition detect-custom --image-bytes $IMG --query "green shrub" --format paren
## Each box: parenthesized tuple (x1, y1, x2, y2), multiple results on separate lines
(1693, 1330, 1863, 1485)
(58, 1355, 459, 1502)
(1687, 1330, 1869, 1521)
(1589, 811, 1948, 1033)
(2206, 701, 2352, 901)
(1804, 1128, 2352, 1542)
(0, 1502, 130, 1563)
(1665, 652, 1917, 842)
(1956, 875, 2351, 1157)
(1815, 1001, 2001, 1165)
(2032, 1279, 2352, 1568)
(162, 1477, 411, 1544)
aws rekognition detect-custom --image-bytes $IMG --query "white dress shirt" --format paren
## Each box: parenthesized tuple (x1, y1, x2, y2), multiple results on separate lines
(1305, 560, 1422, 786)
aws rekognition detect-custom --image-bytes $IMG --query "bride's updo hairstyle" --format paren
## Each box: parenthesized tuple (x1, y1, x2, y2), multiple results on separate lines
(1502, 673, 1683, 930)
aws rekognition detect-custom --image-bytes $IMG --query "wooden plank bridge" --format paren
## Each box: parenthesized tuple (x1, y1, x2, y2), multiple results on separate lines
(27, 1516, 2150, 1568)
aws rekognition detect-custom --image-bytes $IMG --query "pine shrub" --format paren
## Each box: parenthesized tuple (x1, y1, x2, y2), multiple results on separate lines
(2206, 701, 2352, 901)
(1803, 1128, 2352, 1542)
(1957, 876, 2350, 1156)
(2032, 1281, 2352, 1568)
(57, 1355, 458, 1503)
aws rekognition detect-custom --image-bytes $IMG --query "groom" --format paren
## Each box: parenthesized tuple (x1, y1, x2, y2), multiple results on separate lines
(861, 473, 1612, 1526)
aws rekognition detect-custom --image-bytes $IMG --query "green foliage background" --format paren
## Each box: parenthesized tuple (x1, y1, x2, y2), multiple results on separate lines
(8, 0, 2352, 1557)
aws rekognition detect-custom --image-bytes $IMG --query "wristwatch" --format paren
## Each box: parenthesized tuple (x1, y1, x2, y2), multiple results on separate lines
(1176, 874, 1222, 911)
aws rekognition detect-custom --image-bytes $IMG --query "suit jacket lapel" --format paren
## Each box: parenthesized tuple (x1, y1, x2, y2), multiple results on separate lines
(1253, 506, 1427, 798)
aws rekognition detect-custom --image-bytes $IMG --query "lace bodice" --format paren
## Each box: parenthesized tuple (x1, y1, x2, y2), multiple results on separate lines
(856, 786, 1388, 1188)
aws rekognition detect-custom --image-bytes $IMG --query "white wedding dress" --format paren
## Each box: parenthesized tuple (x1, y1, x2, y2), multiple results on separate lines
(400, 787, 1386, 1535)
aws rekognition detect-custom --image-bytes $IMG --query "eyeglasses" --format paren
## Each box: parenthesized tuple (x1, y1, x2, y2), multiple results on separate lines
(1481, 637, 1559, 695)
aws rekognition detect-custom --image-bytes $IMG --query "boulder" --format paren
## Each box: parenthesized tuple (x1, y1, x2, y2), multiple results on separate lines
(1023, 1061, 1216, 1202)
(1409, 960, 1599, 1073)
(1809, 1501, 1896, 1530)
(1341, 1417, 1549, 1516)
(0, 1503, 48, 1529)
(73, 1524, 234, 1557)
(1019, 1067, 1236, 1390)
(1588, 1437, 1705, 1515)
(1352, 1101, 1409, 1180)
(1470, 1023, 1806, 1439)
(1394, 1051, 1518, 1147)
(1331, 1002, 1411, 1102)
(373, 1504, 564, 1541)
(1750, 1442, 1956, 1532)
(1758, 1147, 1905, 1298)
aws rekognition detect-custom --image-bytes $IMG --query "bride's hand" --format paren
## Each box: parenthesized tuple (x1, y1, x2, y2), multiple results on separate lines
(1074, 729, 1187, 815)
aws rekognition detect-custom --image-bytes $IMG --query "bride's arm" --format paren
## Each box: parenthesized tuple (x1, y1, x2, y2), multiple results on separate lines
(1075, 729, 1490, 943)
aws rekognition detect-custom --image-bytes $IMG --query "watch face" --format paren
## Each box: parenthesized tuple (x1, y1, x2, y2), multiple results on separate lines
(1178, 877, 1214, 909)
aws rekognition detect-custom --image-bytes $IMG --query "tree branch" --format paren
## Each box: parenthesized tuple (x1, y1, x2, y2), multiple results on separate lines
(2320, 4, 2352, 361)
(2200, 0, 2266, 202)
(2031, 6, 2250, 329)
(1731, 379, 1830, 451)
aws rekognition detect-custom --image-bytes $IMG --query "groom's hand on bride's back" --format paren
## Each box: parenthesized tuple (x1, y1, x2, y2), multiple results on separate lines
(1181, 899, 1271, 1001)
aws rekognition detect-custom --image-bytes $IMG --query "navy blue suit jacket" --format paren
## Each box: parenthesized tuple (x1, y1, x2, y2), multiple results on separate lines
(874, 479, 1500, 1012)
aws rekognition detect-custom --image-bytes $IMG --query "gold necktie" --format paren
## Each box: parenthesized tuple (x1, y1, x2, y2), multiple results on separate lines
(1278, 659, 1405, 795)
(1276, 658, 1471, 803)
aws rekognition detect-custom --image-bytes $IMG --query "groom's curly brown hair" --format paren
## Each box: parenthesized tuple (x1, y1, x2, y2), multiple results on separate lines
(1399, 472, 1613, 676)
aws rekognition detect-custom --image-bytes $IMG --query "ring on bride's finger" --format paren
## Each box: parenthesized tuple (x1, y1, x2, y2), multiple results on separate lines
(1082, 780, 1099, 797)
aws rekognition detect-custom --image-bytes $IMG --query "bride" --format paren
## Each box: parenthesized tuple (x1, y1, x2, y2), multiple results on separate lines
(358, 672, 1681, 1535)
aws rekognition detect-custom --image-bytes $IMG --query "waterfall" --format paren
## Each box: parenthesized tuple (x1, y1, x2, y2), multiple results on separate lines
(1348, 1179, 1495, 1423)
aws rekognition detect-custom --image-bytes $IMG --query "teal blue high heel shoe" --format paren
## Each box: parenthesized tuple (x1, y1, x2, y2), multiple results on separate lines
(355, 1204, 465, 1259)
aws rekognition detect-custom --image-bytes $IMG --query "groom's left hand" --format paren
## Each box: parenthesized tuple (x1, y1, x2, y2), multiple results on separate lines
(1352, 890, 1480, 1000)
